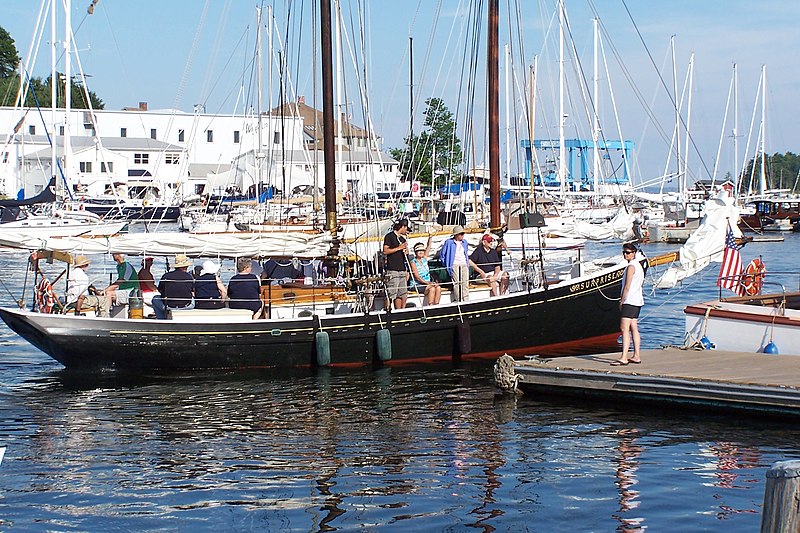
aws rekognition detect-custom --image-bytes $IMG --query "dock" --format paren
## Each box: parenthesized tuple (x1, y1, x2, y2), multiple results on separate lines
(503, 347, 800, 418)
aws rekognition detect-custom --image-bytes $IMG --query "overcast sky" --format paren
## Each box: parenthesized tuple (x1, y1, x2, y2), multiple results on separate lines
(2, 0, 798, 187)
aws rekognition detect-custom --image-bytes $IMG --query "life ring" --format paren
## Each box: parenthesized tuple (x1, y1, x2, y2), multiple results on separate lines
(35, 277, 57, 314)
(741, 258, 766, 296)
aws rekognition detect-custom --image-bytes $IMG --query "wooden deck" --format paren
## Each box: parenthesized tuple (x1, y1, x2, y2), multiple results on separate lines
(509, 347, 800, 418)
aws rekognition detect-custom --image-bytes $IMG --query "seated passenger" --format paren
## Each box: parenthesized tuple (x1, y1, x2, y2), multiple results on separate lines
(152, 254, 195, 319)
(101, 253, 140, 316)
(67, 255, 109, 316)
(408, 236, 441, 306)
(194, 260, 227, 309)
(227, 257, 263, 318)
(469, 234, 509, 296)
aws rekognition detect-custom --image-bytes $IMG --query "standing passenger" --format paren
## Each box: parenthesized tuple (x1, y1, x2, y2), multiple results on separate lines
(612, 243, 644, 366)
(439, 225, 470, 302)
(382, 219, 410, 309)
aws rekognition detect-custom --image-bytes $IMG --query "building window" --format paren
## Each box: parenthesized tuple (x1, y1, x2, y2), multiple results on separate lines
(233, 130, 240, 144)
(383, 164, 393, 172)
(79, 162, 92, 173)
(345, 163, 362, 172)
(150, 128, 157, 140)
(28, 125, 35, 135)
(376, 182, 383, 192)
(165, 154, 180, 165)
(206, 130, 213, 143)
(120, 127, 127, 138)
(134, 153, 149, 164)
(273, 131, 280, 144)
(178, 129, 185, 142)
(101, 162, 114, 173)
(59, 126, 64, 136)
(2, 152, 7, 163)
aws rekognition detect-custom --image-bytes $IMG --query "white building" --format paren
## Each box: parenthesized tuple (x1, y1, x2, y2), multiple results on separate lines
(0, 98, 403, 201)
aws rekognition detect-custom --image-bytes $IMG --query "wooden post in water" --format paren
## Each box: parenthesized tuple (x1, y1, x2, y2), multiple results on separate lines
(761, 460, 800, 532)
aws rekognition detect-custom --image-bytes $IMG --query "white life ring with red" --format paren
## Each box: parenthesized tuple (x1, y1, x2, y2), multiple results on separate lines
(741, 258, 766, 296)
(35, 277, 57, 313)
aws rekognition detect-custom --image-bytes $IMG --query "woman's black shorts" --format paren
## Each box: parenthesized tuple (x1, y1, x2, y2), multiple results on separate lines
(620, 304, 641, 319)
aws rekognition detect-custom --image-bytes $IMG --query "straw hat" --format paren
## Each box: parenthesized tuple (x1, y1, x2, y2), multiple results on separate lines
(452, 225, 466, 236)
(173, 254, 192, 268)
(73, 255, 90, 267)
(200, 259, 220, 275)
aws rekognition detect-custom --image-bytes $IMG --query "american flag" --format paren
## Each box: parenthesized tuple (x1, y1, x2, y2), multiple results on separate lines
(717, 226, 744, 295)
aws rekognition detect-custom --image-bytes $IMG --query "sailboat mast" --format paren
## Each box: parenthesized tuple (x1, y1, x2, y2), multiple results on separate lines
(759, 64, 767, 196)
(409, 37, 414, 184)
(256, 7, 264, 196)
(64, 0, 72, 203)
(488, 0, 500, 228)
(320, 0, 337, 231)
(50, 0, 57, 201)
(592, 17, 600, 199)
(733, 63, 739, 195)
(557, 0, 566, 197)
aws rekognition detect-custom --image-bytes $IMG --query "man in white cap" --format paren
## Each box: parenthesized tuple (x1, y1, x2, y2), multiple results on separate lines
(67, 255, 109, 316)
(439, 225, 470, 301)
(152, 254, 195, 319)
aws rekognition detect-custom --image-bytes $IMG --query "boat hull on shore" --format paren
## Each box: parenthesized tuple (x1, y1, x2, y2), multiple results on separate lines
(0, 263, 625, 371)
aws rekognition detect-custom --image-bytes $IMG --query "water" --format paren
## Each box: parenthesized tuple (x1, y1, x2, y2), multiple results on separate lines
(1, 234, 799, 531)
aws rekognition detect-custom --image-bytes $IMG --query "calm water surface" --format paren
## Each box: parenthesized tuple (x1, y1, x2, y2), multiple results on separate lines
(1, 233, 799, 531)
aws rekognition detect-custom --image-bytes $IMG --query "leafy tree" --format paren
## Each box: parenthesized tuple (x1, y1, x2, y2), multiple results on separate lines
(740, 151, 800, 194)
(390, 97, 463, 186)
(0, 26, 20, 78)
(0, 26, 104, 109)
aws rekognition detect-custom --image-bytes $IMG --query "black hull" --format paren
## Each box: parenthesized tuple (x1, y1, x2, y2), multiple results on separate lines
(0, 265, 625, 371)
(84, 205, 181, 221)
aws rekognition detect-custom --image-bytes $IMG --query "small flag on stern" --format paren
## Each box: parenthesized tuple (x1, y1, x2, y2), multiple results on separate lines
(717, 227, 744, 296)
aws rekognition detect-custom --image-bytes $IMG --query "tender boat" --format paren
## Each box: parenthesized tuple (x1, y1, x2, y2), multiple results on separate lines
(684, 291, 800, 356)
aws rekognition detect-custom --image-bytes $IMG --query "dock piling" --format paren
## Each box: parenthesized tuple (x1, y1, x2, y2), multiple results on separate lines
(760, 460, 800, 533)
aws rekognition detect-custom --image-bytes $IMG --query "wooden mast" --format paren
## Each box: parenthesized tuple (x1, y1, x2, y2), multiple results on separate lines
(320, 0, 337, 234)
(488, 0, 501, 229)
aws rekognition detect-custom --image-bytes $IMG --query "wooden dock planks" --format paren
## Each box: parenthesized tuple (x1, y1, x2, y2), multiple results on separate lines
(510, 347, 800, 416)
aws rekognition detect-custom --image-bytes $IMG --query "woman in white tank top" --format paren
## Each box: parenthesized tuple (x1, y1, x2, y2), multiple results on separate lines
(612, 243, 644, 366)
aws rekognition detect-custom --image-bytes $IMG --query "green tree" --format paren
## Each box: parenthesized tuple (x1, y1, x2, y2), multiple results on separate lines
(390, 97, 463, 187)
(740, 151, 800, 194)
(0, 26, 20, 78)
(0, 26, 104, 109)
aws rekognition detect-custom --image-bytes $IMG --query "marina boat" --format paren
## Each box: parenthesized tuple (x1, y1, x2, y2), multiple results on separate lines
(684, 291, 800, 356)
(0, 252, 630, 370)
(738, 199, 800, 232)
(76, 196, 181, 222)
(0, 179, 127, 238)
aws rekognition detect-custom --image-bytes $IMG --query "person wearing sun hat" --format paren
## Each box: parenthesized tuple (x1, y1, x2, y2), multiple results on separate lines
(408, 233, 441, 306)
(439, 224, 470, 301)
(66, 255, 109, 316)
(194, 259, 227, 310)
(152, 254, 195, 319)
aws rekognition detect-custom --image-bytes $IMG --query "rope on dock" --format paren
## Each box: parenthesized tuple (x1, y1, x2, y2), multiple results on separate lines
(493, 354, 523, 395)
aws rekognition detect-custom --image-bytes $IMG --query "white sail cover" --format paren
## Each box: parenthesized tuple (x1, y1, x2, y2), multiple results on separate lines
(0, 230, 343, 259)
(654, 192, 741, 289)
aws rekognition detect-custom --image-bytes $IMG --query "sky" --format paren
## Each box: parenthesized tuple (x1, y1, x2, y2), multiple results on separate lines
(2, 0, 799, 188)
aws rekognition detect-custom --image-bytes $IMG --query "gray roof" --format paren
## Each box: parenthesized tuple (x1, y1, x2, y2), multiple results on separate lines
(235, 149, 399, 165)
(188, 163, 232, 177)
(18, 135, 183, 153)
